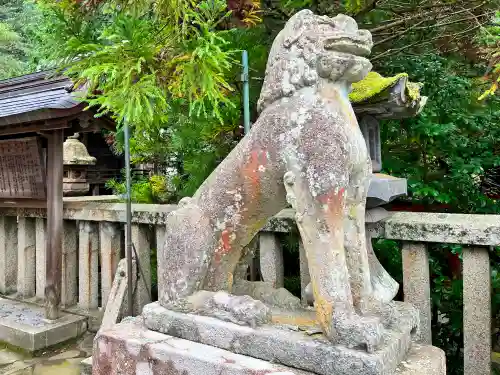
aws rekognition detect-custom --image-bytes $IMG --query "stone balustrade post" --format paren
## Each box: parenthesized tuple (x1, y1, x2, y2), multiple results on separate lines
(62, 220, 78, 307)
(17, 217, 36, 299)
(78, 221, 99, 310)
(35, 218, 46, 301)
(259, 232, 284, 288)
(155, 225, 166, 255)
(0, 216, 17, 294)
(100, 222, 122, 309)
(463, 247, 491, 375)
(132, 224, 151, 315)
(402, 241, 432, 344)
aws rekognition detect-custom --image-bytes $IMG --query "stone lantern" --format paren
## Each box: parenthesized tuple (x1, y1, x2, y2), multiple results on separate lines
(351, 72, 428, 209)
(63, 133, 97, 196)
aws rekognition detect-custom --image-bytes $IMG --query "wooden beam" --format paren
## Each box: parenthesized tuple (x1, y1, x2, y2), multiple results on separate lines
(0, 122, 69, 137)
(45, 129, 64, 320)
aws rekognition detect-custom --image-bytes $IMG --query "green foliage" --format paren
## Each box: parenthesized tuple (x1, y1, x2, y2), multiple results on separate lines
(106, 173, 173, 203)
(477, 11, 500, 100)
(0, 0, 26, 79)
(373, 53, 500, 374)
(0, 0, 49, 78)
(28, 0, 271, 196)
(0, 21, 24, 78)
(380, 54, 500, 214)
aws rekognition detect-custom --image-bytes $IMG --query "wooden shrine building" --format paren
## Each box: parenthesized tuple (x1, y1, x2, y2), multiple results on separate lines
(0, 71, 114, 319)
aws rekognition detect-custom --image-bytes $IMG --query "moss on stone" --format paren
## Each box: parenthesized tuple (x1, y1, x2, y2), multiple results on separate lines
(349, 71, 422, 104)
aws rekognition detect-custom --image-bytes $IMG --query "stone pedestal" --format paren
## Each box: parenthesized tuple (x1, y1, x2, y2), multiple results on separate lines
(92, 317, 445, 375)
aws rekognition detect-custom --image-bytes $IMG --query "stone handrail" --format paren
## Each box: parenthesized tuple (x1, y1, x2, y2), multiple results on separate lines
(0, 200, 498, 374)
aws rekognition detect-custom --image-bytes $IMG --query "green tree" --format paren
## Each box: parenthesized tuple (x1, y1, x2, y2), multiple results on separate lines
(0, 16, 24, 78)
(29, 0, 271, 197)
(0, 0, 45, 78)
(477, 11, 500, 100)
(381, 54, 500, 214)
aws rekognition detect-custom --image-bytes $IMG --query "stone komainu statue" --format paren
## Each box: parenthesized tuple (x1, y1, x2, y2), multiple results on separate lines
(158, 9, 416, 351)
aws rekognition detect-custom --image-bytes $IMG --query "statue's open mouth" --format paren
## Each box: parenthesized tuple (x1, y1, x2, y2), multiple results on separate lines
(324, 37, 372, 57)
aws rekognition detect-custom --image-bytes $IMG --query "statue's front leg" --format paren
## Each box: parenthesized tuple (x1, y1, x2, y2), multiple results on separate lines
(283, 158, 383, 352)
(345, 166, 419, 332)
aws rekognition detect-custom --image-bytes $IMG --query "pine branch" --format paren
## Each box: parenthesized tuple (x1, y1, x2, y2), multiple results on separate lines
(369, 2, 486, 34)
(411, 12, 494, 31)
(372, 23, 483, 61)
(373, 11, 494, 46)
(379, 2, 456, 15)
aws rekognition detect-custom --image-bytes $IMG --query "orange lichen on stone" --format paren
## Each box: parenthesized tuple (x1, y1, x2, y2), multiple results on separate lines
(314, 296, 334, 337)
(242, 149, 267, 202)
(215, 228, 233, 262)
(271, 314, 318, 326)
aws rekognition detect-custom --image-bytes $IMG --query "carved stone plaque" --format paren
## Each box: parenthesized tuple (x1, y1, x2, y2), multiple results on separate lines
(0, 137, 46, 199)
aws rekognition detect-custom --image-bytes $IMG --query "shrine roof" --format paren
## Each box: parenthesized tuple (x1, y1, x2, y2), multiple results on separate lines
(0, 71, 83, 127)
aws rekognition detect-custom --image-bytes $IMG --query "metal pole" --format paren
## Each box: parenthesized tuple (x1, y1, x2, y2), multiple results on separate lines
(242, 50, 250, 135)
(124, 122, 134, 317)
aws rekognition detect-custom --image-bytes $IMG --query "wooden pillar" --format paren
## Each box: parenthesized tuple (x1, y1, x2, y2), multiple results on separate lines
(45, 129, 64, 320)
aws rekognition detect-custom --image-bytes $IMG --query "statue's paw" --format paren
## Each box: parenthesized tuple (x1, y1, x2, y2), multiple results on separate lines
(180, 290, 272, 328)
(330, 313, 384, 353)
(232, 280, 301, 310)
(378, 301, 419, 336)
(357, 297, 419, 336)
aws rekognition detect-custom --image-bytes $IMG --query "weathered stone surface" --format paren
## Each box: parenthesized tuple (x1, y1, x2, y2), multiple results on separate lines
(100, 258, 136, 331)
(99, 222, 121, 310)
(93, 318, 313, 375)
(62, 220, 78, 307)
(80, 357, 92, 375)
(63, 134, 96, 197)
(155, 9, 412, 355)
(0, 297, 86, 352)
(463, 247, 491, 375)
(397, 344, 446, 375)
(302, 208, 399, 307)
(94, 319, 444, 375)
(164, 290, 271, 328)
(17, 217, 36, 299)
(0, 349, 25, 365)
(298, 239, 311, 306)
(78, 221, 99, 310)
(384, 212, 500, 246)
(1, 202, 498, 245)
(232, 280, 301, 310)
(0, 216, 18, 294)
(131, 224, 151, 315)
(402, 242, 431, 344)
(143, 302, 417, 375)
(259, 233, 284, 288)
(366, 173, 407, 208)
(35, 218, 46, 301)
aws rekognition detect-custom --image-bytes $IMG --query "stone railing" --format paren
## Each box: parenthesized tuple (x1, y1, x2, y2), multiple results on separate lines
(0, 200, 498, 374)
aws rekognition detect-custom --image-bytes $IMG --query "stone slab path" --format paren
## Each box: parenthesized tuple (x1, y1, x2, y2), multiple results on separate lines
(0, 333, 94, 374)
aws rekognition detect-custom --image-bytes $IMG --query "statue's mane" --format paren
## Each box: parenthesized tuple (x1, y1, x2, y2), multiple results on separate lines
(257, 10, 321, 113)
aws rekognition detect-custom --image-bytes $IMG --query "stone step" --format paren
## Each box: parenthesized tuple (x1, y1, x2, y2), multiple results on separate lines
(92, 317, 445, 375)
(0, 297, 87, 352)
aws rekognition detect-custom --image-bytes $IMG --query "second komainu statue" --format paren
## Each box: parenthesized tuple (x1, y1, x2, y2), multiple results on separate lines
(153, 9, 420, 375)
